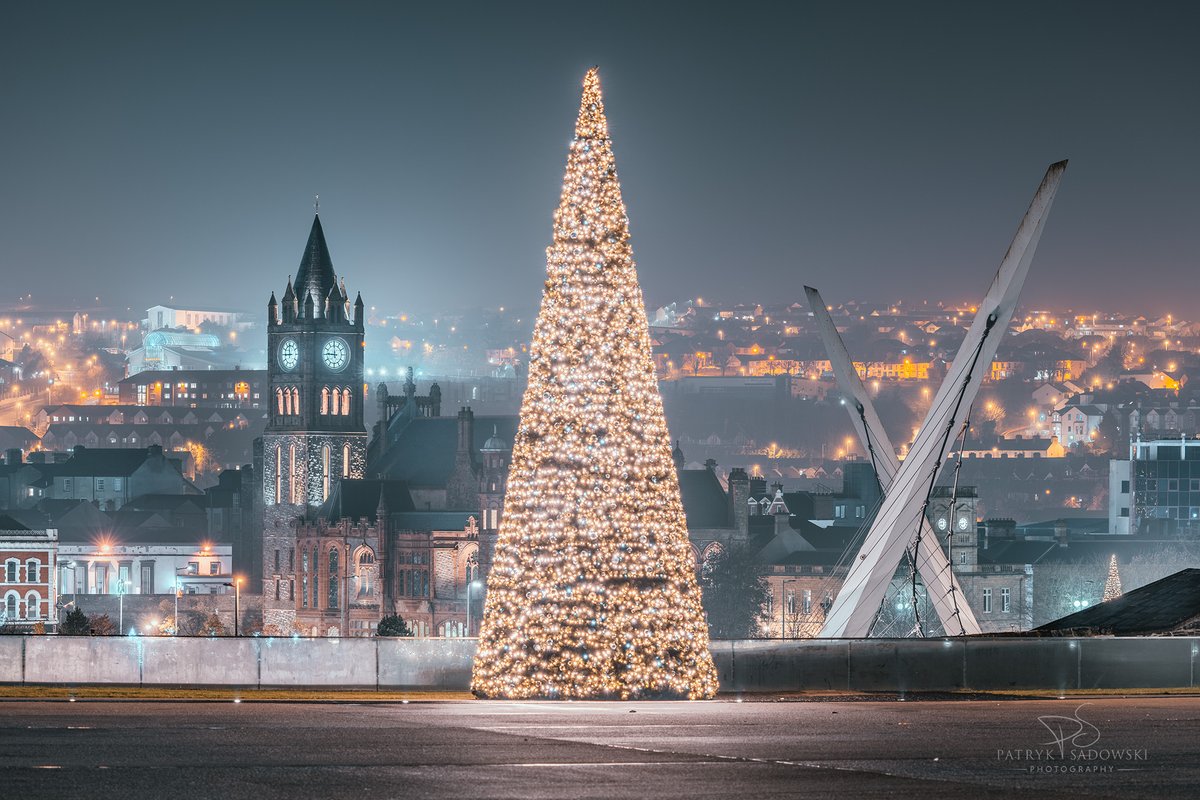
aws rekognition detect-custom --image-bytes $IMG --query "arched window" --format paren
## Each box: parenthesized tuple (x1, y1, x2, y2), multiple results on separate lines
(289, 445, 298, 504)
(300, 549, 309, 608)
(25, 591, 40, 619)
(356, 549, 375, 597)
(274, 446, 282, 504)
(322, 445, 331, 501)
(321, 387, 329, 415)
(439, 620, 465, 638)
(328, 548, 339, 609)
(341, 388, 352, 416)
(331, 387, 341, 416)
(701, 542, 725, 576)
(290, 387, 300, 416)
(4, 593, 16, 620)
(276, 388, 284, 415)
(311, 546, 320, 609)
(342, 444, 351, 479)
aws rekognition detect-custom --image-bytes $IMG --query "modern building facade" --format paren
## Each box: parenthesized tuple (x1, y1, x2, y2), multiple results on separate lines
(1122, 437, 1200, 536)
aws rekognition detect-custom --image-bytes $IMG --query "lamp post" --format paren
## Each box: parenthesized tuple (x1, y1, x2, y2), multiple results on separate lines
(222, 577, 243, 636)
(466, 579, 482, 637)
(780, 578, 796, 639)
(173, 566, 188, 636)
(64, 560, 77, 606)
(116, 577, 126, 634)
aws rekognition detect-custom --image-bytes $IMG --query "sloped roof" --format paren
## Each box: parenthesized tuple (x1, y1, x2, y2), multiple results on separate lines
(294, 214, 338, 306)
(319, 478, 415, 523)
(123, 494, 209, 513)
(375, 415, 518, 486)
(677, 468, 731, 529)
(0, 425, 38, 451)
(390, 510, 476, 532)
(1034, 568, 1200, 635)
(52, 448, 154, 476)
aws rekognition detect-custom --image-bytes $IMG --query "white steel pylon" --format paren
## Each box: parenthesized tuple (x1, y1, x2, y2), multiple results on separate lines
(805, 285, 981, 636)
(818, 161, 1067, 638)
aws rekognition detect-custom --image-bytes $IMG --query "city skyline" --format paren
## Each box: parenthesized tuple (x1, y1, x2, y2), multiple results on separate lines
(3, 2, 1198, 316)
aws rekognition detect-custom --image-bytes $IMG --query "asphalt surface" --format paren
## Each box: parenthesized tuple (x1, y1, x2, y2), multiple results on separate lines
(3, 696, 1198, 798)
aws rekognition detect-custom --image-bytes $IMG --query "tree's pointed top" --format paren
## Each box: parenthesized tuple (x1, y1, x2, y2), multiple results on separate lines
(295, 214, 337, 305)
(575, 66, 608, 140)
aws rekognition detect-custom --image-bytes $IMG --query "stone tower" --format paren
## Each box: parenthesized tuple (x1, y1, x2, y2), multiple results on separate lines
(927, 486, 979, 572)
(261, 214, 367, 612)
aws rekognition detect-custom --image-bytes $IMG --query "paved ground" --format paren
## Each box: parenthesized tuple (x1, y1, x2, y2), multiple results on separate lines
(3, 696, 1198, 798)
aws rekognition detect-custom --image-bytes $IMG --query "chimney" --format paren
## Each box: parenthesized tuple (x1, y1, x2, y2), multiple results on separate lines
(457, 407, 474, 456)
(728, 467, 750, 538)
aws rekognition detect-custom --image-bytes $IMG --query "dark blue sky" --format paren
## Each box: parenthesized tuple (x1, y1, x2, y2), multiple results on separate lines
(2, 1, 1197, 317)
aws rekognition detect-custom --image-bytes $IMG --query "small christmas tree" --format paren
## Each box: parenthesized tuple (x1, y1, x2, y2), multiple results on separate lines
(472, 68, 718, 700)
(1102, 553, 1123, 601)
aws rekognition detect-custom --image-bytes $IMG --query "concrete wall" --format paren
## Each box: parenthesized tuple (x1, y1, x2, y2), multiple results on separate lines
(2, 636, 1197, 692)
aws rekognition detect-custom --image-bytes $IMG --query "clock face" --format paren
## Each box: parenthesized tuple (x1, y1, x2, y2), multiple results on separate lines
(278, 339, 299, 371)
(957, 516, 970, 531)
(322, 337, 350, 371)
(936, 517, 948, 531)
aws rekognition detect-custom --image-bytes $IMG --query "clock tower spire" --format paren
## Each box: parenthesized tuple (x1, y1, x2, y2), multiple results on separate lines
(261, 212, 367, 610)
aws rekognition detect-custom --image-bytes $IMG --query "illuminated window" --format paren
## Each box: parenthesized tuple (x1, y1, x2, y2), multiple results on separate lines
(357, 550, 374, 597)
(301, 550, 309, 608)
(343, 444, 351, 478)
(289, 445, 298, 504)
(322, 445, 331, 501)
(328, 548, 339, 609)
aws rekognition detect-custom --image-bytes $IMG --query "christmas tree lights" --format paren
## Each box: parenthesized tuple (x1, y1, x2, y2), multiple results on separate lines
(1102, 553, 1123, 602)
(472, 68, 718, 700)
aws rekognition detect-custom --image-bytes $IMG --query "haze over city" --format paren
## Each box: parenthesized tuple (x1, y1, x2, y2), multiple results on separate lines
(3, 1, 1198, 315)
(4, 4, 1200, 798)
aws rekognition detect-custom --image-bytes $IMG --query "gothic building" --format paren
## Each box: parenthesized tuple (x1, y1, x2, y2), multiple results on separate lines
(261, 214, 368, 625)
(289, 388, 514, 636)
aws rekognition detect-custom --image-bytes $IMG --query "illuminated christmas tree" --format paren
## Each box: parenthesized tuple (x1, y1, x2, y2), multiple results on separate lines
(1102, 554, 1123, 602)
(472, 68, 718, 700)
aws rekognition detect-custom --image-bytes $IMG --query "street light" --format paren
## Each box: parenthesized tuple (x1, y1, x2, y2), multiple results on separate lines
(222, 577, 243, 636)
(466, 579, 483, 637)
(63, 560, 78, 606)
(780, 578, 796, 639)
(173, 566, 189, 636)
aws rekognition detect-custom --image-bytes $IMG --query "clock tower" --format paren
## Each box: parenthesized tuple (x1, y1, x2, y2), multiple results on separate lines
(261, 213, 367, 608)
(927, 485, 979, 573)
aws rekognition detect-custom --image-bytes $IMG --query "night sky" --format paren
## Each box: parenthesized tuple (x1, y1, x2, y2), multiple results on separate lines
(3, 1, 1197, 316)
